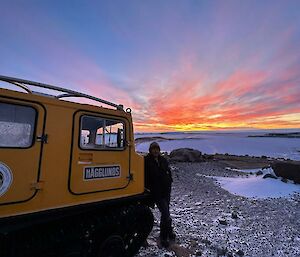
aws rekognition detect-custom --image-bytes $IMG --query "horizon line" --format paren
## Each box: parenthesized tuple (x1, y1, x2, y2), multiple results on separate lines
(134, 127, 300, 134)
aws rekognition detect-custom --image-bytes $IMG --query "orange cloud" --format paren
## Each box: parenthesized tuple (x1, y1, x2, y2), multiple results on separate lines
(132, 69, 300, 132)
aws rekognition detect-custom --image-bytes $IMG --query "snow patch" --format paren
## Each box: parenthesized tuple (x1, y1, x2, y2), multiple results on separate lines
(225, 167, 275, 175)
(213, 175, 300, 199)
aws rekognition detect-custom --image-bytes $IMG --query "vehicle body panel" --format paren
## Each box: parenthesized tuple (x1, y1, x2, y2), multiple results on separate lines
(0, 88, 144, 219)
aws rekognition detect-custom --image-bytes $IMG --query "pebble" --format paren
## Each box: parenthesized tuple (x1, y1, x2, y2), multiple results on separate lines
(138, 162, 300, 257)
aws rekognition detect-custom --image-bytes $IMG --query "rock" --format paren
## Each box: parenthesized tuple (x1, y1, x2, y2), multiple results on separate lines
(281, 178, 288, 183)
(226, 252, 233, 257)
(161, 152, 170, 159)
(218, 219, 228, 225)
(200, 238, 212, 245)
(170, 148, 203, 162)
(190, 239, 198, 248)
(203, 154, 214, 160)
(256, 170, 263, 176)
(272, 162, 300, 184)
(195, 250, 202, 256)
(236, 249, 244, 256)
(263, 174, 277, 179)
(217, 247, 227, 256)
(171, 244, 193, 256)
(231, 211, 238, 219)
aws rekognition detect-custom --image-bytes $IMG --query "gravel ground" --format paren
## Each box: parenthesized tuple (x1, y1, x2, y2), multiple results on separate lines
(137, 161, 300, 257)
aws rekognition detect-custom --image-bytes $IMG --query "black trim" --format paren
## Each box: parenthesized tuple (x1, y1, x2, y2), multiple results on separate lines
(0, 192, 151, 234)
(68, 110, 132, 195)
(0, 101, 38, 149)
(79, 114, 126, 151)
(0, 95, 47, 206)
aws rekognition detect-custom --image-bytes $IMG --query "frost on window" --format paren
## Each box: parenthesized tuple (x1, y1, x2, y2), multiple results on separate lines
(0, 103, 36, 147)
(80, 116, 125, 149)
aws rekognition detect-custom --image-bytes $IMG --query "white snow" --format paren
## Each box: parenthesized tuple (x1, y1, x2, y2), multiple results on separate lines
(225, 167, 276, 175)
(135, 131, 300, 160)
(212, 175, 300, 199)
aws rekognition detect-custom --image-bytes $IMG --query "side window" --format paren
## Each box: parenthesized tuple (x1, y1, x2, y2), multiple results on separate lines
(80, 115, 125, 150)
(104, 119, 125, 148)
(0, 102, 36, 148)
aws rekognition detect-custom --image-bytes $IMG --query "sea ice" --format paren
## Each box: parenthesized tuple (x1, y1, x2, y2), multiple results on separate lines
(135, 131, 300, 160)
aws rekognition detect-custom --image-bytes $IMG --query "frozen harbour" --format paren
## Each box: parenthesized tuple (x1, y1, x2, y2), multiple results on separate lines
(138, 162, 300, 257)
(135, 131, 300, 160)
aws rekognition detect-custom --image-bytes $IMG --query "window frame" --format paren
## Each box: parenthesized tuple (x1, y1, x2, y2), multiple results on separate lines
(0, 101, 38, 149)
(79, 114, 127, 151)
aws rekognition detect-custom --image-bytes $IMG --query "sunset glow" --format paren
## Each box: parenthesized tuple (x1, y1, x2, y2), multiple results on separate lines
(1, 1, 300, 132)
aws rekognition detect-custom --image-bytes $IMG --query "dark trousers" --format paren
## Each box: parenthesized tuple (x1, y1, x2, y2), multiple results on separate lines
(156, 195, 172, 240)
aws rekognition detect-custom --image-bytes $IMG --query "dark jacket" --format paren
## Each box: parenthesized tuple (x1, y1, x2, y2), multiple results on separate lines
(145, 154, 173, 200)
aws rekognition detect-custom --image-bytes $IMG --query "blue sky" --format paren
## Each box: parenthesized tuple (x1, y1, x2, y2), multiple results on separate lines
(1, 0, 300, 131)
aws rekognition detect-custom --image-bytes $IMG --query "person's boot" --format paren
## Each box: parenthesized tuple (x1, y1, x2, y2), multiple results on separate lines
(160, 225, 169, 248)
(160, 236, 169, 248)
(142, 240, 149, 247)
(165, 219, 176, 241)
(168, 228, 176, 241)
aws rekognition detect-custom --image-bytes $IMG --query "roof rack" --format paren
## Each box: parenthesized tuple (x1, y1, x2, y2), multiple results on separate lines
(0, 75, 124, 111)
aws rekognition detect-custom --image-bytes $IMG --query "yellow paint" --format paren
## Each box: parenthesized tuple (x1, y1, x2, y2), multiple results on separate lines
(0, 88, 144, 218)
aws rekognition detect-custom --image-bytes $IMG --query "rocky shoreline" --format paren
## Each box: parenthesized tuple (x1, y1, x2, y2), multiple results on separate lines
(137, 159, 300, 257)
(248, 132, 300, 138)
(141, 148, 300, 184)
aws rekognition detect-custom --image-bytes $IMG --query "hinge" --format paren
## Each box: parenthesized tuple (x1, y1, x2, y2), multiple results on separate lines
(37, 134, 48, 143)
(127, 173, 134, 181)
(126, 140, 133, 147)
(31, 181, 44, 190)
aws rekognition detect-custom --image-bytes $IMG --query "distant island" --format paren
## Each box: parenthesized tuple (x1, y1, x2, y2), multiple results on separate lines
(135, 136, 201, 144)
(248, 132, 300, 138)
(135, 136, 174, 144)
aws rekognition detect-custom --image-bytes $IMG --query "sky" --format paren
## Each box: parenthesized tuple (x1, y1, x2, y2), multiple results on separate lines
(0, 0, 300, 132)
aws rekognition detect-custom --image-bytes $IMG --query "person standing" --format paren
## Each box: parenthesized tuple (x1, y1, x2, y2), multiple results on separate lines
(145, 142, 176, 247)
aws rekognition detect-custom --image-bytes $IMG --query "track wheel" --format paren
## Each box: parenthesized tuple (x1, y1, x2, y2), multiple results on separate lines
(97, 235, 125, 257)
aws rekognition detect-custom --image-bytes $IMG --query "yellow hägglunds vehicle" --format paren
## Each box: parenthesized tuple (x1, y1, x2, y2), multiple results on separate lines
(0, 76, 153, 257)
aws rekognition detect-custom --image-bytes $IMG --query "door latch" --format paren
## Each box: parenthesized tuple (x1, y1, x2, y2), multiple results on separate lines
(127, 173, 134, 181)
(37, 134, 48, 143)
